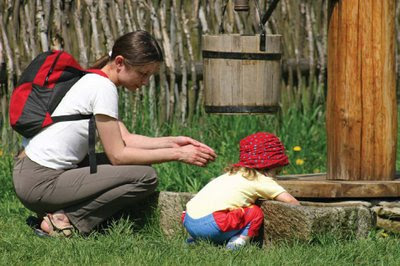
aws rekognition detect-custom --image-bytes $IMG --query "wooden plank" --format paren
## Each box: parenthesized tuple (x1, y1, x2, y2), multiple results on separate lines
(343, 0, 361, 180)
(276, 176, 400, 198)
(369, 0, 396, 181)
(232, 34, 242, 106)
(202, 35, 216, 106)
(371, 0, 384, 180)
(339, 181, 398, 198)
(327, 0, 339, 180)
(335, 0, 347, 179)
(277, 173, 326, 181)
(381, 0, 397, 180)
(215, 36, 224, 107)
(202, 35, 212, 107)
(387, 0, 398, 178)
(256, 35, 264, 106)
(359, 0, 375, 180)
(279, 180, 342, 198)
(328, 0, 348, 179)
(241, 35, 257, 107)
(212, 35, 223, 107)
(220, 34, 233, 106)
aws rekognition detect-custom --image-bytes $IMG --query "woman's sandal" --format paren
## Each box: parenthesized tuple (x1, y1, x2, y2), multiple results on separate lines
(41, 213, 74, 237)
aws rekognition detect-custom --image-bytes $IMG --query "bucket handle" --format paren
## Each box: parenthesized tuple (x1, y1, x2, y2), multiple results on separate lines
(218, 0, 281, 51)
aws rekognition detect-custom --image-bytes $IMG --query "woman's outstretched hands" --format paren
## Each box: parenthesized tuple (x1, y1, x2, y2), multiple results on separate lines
(172, 136, 217, 166)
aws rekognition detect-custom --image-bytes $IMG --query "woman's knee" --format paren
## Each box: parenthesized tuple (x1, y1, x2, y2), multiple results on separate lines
(137, 166, 159, 190)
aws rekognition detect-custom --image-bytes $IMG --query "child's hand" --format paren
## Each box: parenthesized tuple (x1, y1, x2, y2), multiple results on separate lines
(275, 192, 300, 205)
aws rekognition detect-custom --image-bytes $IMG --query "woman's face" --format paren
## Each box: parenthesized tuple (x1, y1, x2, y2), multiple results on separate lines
(116, 57, 160, 91)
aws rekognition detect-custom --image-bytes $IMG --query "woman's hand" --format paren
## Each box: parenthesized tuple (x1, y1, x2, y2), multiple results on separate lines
(98, 118, 217, 166)
(177, 144, 216, 167)
(171, 136, 216, 156)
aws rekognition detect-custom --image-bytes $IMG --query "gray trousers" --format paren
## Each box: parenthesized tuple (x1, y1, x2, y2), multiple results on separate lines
(12, 154, 158, 234)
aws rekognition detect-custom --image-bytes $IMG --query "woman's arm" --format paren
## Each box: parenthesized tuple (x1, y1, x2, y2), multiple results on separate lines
(118, 121, 174, 149)
(274, 192, 300, 205)
(118, 121, 216, 154)
(96, 114, 216, 166)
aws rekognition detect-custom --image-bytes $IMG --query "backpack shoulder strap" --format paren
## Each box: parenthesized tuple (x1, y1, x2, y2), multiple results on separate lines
(86, 69, 109, 78)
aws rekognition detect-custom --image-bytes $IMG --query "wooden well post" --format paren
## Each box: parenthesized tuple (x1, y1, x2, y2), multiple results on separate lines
(326, 0, 397, 181)
(276, 0, 400, 198)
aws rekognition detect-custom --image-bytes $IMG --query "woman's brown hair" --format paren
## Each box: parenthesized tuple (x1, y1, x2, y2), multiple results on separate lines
(90, 30, 163, 69)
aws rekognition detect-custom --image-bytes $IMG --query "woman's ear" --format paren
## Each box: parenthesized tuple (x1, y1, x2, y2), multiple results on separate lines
(114, 55, 125, 70)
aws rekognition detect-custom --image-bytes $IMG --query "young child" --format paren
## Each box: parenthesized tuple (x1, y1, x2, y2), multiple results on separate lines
(182, 132, 300, 250)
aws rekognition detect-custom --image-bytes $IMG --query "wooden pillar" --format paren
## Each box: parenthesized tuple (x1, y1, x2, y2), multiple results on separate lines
(327, 0, 397, 181)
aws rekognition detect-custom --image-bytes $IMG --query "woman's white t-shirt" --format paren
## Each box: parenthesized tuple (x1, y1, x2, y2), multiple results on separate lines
(25, 74, 119, 170)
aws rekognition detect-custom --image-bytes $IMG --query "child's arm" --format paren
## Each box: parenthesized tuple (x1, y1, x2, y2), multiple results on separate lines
(274, 192, 300, 205)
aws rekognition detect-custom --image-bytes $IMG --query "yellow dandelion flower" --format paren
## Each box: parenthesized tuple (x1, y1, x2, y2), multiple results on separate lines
(378, 231, 389, 238)
(0, 149, 3, 157)
(295, 159, 304, 165)
(293, 146, 302, 152)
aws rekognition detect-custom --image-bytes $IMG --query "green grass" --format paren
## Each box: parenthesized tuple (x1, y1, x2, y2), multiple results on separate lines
(1, 104, 400, 265)
(1, 192, 400, 266)
(129, 104, 327, 192)
(1, 173, 400, 266)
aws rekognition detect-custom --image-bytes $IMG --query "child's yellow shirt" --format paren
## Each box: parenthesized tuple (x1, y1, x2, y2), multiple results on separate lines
(186, 171, 286, 219)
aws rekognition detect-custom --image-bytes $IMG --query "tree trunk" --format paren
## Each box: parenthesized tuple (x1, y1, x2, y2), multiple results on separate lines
(99, 0, 114, 51)
(36, 0, 49, 52)
(72, 1, 88, 66)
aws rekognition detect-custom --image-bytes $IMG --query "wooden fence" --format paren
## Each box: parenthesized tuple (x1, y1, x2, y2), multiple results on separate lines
(0, 0, 399, 143)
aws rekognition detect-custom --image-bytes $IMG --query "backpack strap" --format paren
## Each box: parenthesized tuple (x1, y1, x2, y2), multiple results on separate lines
(52, 114, 97, 174)
(88, 116, 97, 174)
(51, 114, 93, 122)
(86, 69, 108, 78)
(85, 69, 107, 174)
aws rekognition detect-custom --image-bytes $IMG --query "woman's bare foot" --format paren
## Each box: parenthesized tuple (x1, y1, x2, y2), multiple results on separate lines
(40, 212, 72, 235)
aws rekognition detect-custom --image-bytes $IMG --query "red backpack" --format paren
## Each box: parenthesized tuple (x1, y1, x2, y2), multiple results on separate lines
(9, 50, 107, 173)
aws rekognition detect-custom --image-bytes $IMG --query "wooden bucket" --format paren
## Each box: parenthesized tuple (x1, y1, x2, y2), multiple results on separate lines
(202, 34, 282, 113)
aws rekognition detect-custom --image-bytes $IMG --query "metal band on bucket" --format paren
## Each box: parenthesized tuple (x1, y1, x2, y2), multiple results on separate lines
(205, 105, 279, 113)
(202, 50, 281, 61)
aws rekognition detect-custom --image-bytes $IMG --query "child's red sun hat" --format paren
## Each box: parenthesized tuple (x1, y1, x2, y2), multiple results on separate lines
(233, 132, 289, 170)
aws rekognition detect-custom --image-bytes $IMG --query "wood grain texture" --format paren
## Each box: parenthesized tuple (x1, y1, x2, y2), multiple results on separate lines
(327, 0, 397, 181)
(202, 34, 282, 112)
(276, 174, 400, 198)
